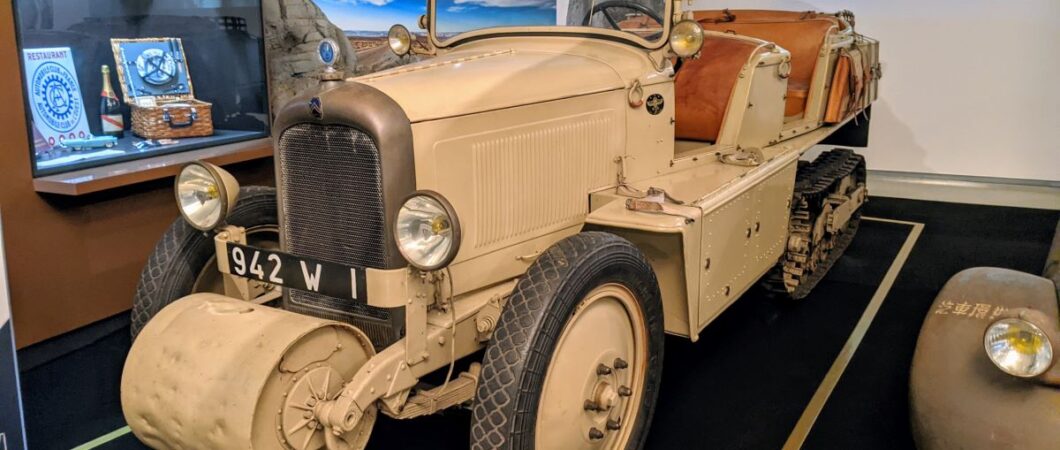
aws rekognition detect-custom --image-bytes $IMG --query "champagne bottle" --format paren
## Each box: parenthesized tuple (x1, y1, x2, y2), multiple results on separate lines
(100, 65, 124, 138)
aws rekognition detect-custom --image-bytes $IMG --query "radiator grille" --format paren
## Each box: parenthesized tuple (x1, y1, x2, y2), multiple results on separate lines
(277, 123, 398, 349)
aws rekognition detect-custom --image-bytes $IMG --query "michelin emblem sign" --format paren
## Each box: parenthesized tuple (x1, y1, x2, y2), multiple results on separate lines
(22, 47, 90, 148)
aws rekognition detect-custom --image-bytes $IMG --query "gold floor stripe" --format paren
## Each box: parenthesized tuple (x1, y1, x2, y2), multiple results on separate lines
(782, 217, 925, 450)
(72, 425, 131, 449)
(860, 216, 925, 226)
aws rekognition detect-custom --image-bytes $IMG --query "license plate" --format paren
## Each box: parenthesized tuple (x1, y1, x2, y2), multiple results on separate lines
(224, 243, 367, 302)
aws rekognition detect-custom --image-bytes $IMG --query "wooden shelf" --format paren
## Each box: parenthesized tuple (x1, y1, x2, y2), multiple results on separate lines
(32, 138, 272, 195)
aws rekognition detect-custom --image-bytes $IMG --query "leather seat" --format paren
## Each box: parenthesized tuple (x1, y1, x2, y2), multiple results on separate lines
(694, 10, 839, 118)
(674, 35, 764, 142)
(785, 80, 809, 118)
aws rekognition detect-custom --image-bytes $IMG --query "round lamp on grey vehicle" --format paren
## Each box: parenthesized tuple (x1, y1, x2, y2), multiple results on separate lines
(984, 317, 1054, 378)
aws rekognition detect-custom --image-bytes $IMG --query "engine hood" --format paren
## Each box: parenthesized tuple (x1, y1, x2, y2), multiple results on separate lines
(353, 46, 629, 123)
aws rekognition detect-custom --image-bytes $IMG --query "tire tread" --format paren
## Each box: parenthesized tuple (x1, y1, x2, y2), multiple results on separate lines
(470, 232, 664, 450)
(130, 186, 277, 337)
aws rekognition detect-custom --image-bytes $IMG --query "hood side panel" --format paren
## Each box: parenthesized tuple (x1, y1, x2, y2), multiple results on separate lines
(410, 90, 626, 291)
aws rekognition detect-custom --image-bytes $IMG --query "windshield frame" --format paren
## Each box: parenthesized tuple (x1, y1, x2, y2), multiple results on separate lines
(428, 0, 673, 50)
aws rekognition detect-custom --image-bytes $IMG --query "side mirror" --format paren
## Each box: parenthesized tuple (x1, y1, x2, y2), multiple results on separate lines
(418, 14, 429, 30)
(669, 20, 705, 59)
(388, 24, 412, 57)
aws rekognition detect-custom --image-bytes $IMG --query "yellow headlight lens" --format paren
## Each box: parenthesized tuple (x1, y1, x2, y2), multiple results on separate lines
(176, 163, 226, 231)
(670, 20, 705, 58)
(984, 318, 1054, 377)
(430, 216, 451, 235)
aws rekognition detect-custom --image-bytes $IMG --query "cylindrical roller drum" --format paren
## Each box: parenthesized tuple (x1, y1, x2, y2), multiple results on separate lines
(122, 294, 376, 449)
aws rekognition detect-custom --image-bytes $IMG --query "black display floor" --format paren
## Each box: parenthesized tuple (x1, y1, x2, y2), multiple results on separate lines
(16, 198, 1060, 449)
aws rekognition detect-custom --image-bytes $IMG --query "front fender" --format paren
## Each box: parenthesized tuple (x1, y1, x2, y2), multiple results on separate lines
(910, 267, 1060, 450)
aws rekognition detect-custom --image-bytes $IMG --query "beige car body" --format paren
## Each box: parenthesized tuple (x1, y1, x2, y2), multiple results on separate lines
(123, 4, 880, 448)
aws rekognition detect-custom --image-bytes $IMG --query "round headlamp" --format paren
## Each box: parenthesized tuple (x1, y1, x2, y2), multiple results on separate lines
(984, 317, 1054, 378)
(175, 162, 239, 231)
(395, 191, 460, 271)
(388, 24, 412, 57)
(670, 20, 705, 59)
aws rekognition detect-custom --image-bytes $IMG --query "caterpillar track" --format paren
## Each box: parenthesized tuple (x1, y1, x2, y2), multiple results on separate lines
(763, 148, 867, 299)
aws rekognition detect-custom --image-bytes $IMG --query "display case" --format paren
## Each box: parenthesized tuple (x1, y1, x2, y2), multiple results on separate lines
(14, 0, 269, 176)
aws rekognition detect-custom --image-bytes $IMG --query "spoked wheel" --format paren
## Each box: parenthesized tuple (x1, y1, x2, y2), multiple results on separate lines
(471, 232, 664, 450)
(536, 283, 648, 449)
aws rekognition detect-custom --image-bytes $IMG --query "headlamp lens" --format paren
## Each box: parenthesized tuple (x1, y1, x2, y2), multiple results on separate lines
(670, 20, 705, 58)
(395, 193, 459, 270)
(388, 25, 412, 56)
(176, 163, 226, 230)
(984, 317, 1054, 377)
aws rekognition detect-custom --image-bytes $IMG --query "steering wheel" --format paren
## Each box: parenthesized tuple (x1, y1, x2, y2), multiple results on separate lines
(580, 0, 664, 32)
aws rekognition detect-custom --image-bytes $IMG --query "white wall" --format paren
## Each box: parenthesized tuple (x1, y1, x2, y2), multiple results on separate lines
(691, 0, 1060, 182)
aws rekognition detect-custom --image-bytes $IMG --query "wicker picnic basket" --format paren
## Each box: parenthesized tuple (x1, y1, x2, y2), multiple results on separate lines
(110, 37, 214, 139)
(129, 98, 213, 139)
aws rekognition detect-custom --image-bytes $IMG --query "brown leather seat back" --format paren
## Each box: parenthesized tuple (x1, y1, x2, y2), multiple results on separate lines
(694, 10, 838, 117)
(695, 9, 842, 25)
(674, 36, 762, 142)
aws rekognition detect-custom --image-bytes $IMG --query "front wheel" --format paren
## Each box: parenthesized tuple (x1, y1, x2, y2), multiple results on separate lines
(130, 186, 278, 338)
(470, 232, 665, 450)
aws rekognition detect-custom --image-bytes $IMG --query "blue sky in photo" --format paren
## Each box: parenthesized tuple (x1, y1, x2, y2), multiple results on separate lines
(315, 0, 557, 33)
(436, 0, 556, 33)
(316, 0, 426, 32)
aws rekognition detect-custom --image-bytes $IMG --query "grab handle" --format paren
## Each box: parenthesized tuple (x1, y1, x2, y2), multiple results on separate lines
(163, 107, 198, 129)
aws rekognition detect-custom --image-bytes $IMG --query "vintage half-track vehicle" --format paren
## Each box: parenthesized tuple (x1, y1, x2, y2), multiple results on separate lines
(910, 220, 1060, 449)
(122, 3, 880, 449)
